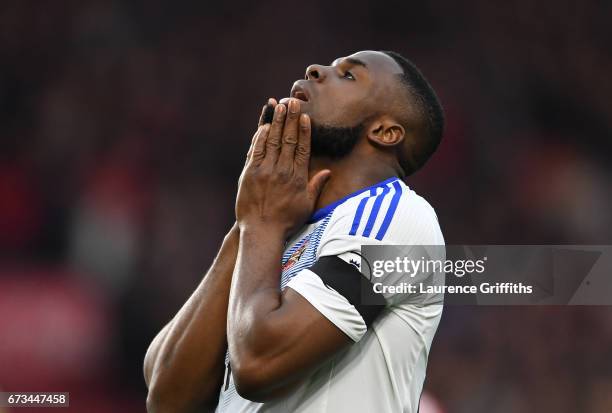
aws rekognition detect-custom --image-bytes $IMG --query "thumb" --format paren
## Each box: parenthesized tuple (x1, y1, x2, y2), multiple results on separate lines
(308, 169, 331, 198)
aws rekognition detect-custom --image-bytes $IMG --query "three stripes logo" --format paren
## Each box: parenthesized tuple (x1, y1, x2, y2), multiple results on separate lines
(349, 180, 403, 241)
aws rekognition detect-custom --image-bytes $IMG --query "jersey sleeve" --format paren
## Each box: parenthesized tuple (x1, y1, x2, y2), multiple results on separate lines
(286, 183, 444, 342)
(285, 267, 368, 341)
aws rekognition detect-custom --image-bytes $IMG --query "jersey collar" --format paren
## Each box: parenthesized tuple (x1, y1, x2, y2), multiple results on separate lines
(307, 176, 400, 224)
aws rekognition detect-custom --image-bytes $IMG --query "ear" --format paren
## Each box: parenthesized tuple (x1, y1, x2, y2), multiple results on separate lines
(365, 116, 405, 147)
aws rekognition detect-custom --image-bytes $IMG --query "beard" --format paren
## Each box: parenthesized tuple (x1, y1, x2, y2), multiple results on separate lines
(310, 122, 364, 159)
(260, 102, 363, 159)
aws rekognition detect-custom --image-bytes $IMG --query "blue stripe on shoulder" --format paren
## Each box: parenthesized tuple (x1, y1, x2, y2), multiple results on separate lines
(375, 181, 403, 240)
(362, 185, 391, 237)
(348, 188, 377, 236)
(308, 176, 399, 224)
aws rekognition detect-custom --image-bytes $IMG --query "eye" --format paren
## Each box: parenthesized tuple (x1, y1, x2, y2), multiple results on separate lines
(343, 70, 355, 80)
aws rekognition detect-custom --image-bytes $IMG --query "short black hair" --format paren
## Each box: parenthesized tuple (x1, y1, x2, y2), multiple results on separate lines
(381, 50, 445, 175)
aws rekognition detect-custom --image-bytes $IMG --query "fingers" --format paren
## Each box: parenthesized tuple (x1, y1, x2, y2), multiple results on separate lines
(308, 169, 331, 198)
(263, 103, 286, 165)
(259, 98, 277, 126)
(247, 103, 268, 160)
(294, 113, 312, 176)
(247, 123, 270, 166)
(257, 102, 268, 127)
(276, 99, 301, 174)
(247, 98, 276, 163)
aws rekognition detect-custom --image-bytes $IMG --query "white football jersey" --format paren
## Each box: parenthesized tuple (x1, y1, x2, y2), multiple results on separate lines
(216, 176, 445, 413)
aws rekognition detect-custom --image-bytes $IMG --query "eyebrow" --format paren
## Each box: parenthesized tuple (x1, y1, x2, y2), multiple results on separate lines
(332, 57, 368, 69)
(345, 57, 368, 68)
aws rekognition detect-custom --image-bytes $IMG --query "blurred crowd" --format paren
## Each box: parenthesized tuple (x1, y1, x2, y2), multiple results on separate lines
(0, 1, 610, 412)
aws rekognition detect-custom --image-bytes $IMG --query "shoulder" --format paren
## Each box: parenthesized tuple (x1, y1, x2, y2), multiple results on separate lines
(322, 179, 444, 246)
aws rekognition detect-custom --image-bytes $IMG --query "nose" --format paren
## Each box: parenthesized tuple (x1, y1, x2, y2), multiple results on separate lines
(305, 64, 327, 82)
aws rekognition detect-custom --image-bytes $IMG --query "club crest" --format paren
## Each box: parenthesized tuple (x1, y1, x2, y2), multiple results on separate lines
(282, 236, 310, 272)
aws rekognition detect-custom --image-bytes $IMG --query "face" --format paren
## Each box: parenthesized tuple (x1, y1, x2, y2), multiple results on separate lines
(279, 51, 404, 158)
(281, 50, 404, 128)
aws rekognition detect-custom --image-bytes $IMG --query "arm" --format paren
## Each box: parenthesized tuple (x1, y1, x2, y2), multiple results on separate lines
(144, 223, 239, 413)
(144, 101, 277, 412)
(228, 228, 352, 401)
(229, 99, 352, 401)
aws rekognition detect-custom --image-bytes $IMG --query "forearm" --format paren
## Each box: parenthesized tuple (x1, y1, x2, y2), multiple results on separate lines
(227, 226, 308, 397)
(145, 224, 239, 412)
(228, 225, 285, 322)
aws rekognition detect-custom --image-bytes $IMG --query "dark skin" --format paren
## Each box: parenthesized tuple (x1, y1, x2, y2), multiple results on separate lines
(143, 106, 272, 413)
(144, 51, 411, 411)
(281, 50, 419, 207)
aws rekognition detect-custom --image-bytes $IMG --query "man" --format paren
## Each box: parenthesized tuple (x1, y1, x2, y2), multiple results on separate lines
(144, 50, 445, 413)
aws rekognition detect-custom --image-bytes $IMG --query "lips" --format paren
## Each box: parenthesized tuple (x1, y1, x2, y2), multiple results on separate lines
(279, 81, 311, 106)
(291, 87, 309, 102)
(290, 81, 310, 102)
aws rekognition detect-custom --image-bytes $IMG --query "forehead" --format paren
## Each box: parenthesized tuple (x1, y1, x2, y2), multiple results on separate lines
(332, 50, 403, 77)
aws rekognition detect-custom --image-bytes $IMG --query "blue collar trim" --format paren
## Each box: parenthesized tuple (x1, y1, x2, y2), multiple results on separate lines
(307, 176, 400, 224)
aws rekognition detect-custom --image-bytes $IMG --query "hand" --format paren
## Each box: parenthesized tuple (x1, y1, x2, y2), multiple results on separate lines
(236, 98, 330, 239)
(236, 97, 277, 200)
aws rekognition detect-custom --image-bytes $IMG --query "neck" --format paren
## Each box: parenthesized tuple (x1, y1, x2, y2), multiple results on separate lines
(309, 154, 399, 212)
